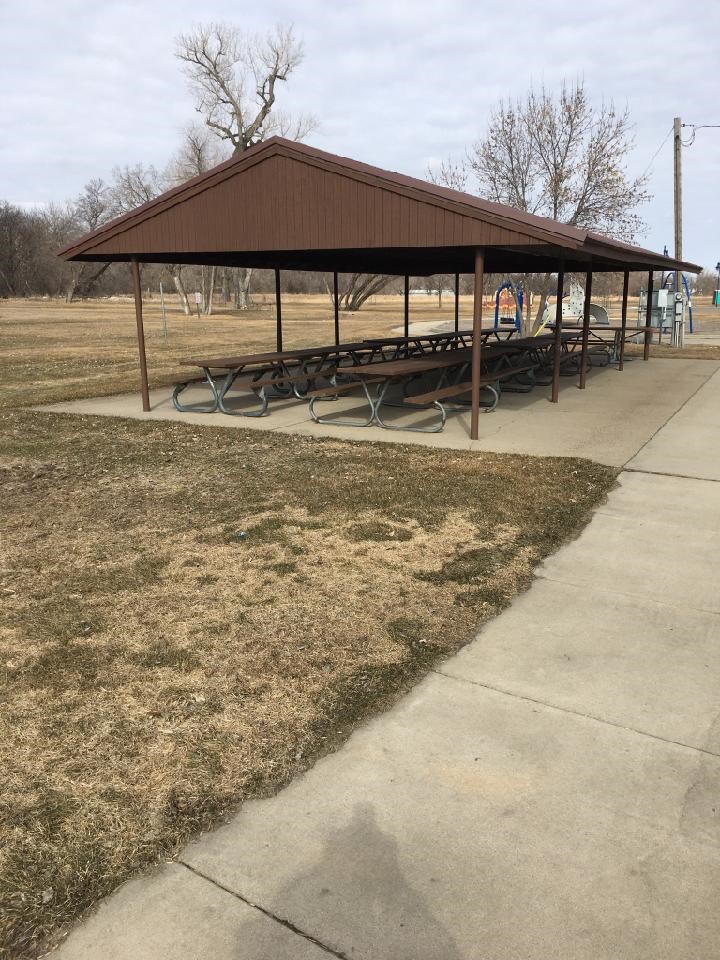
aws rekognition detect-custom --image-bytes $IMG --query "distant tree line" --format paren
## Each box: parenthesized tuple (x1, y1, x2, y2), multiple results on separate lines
(1, 37, 711, 311)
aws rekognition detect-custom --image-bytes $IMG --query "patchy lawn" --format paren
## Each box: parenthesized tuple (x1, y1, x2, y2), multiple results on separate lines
(625, 341, 720, 360)
(0, 299, 616, 958)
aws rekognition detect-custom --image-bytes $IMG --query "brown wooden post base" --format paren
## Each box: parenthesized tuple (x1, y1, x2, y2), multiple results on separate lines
(131, 259, 150, 412)
(470, 249, 486, 440)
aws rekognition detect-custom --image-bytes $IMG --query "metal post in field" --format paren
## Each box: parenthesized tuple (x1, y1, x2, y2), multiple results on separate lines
(130, 258, 150, 412)
(470, 248, 485, 440)
(275, 269, 283, 352)
(551, 267, 564, 403)
(578, 270, 593, 389)
(159, 281, 168, 341)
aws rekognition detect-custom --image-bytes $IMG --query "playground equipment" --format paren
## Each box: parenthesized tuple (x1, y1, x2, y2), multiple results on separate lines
(493, 280, 524, 331)
(536, 280, 609, 333)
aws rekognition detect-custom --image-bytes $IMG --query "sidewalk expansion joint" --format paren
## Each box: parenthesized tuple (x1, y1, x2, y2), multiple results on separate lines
(433, 669, 720, 761)
(535, 572, 720, 619)
(623, 365, 720, 469)
(622, 466, 720, 484)
(177, 861, 350, 959)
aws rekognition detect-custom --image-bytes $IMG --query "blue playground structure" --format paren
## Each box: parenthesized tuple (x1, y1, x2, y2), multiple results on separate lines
(493, 280, 524, 331)
(661, 270, 693, 334)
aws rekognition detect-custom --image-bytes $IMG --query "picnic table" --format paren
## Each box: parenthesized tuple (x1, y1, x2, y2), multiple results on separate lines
(362, 329, 474, 357)
(362, 327, 516, 360)
(307, 342, 541, 432)
(174, 340, 384, 416)
(547, 325, 652, 363)
(173, 329, 488, 417)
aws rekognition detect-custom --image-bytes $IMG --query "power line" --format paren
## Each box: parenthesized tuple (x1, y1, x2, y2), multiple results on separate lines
(680, 122, 720, 147)
(640, 126, 673, 177)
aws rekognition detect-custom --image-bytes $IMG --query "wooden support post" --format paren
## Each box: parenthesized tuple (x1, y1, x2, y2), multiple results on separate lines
(404, 275, 409, 337)
(275, 268, 283, 352)
(619, 270, 629, 371)
(333, 271, 340, 346)
(550, 267, 564, 403)
(454, 273, 460, 332)
(578, 270, 593, 389)
(131, 258, 150, 412)
(643, 270, 654, 361)
(470, 249, 485, 440)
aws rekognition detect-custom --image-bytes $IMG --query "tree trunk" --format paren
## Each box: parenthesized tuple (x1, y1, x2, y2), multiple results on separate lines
(523, 273, 552, 335)
(205, 266, 216, 315)
(65, 262, 110, 302)
(235, 267, 252, 310)
(65, 268, 79, 303)
(172, 267, 191, 315)
(342, 274, 392, 311)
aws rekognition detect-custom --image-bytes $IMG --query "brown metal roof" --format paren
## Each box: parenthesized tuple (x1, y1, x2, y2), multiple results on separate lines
(59, 137, 701, 275)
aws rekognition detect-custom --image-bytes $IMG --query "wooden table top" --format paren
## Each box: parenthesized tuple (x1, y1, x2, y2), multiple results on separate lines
(363, 330, 474, 346)
(351, 349, 475, 379)
(180, 341, 375, 369)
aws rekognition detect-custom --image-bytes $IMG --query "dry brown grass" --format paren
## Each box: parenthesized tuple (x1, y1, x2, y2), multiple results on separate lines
(0, 296, 618, 958)
(625, 341, 720, 360)
(0, 293, 462, 410)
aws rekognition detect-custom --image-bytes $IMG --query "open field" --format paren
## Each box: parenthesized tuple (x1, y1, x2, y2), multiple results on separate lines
(0, 292, 700, 956)
(2, 292, 719, 414)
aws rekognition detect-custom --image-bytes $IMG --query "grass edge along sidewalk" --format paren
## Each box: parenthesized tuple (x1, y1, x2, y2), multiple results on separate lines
(1, 304, 614, 958)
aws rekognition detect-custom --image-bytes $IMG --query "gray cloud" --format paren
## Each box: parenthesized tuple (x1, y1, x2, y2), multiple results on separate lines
(1, 0, 718, 267)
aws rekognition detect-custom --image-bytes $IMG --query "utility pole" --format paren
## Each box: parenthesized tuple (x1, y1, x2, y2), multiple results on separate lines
(673, 116, 682, 292)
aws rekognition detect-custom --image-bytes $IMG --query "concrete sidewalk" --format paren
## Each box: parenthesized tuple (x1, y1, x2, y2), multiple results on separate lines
(53, 369, 720, 959)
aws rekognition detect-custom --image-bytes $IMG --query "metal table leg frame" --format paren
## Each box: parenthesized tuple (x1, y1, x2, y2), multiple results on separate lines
(217, 368, 269, 417)
(374, 379, 446, 433)
(172, 368, 221, 413)
(308, 381, 377, 427)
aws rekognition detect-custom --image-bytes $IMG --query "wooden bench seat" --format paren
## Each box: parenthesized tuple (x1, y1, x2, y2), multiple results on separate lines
(405, 364, 536, 408)
(305, 377, 384, 399)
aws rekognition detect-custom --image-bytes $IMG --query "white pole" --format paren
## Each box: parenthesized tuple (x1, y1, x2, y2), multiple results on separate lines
(159, 282, 168, 341)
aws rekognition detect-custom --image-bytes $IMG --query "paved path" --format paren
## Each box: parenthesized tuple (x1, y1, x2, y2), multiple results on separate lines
(54, 369, 720, 959)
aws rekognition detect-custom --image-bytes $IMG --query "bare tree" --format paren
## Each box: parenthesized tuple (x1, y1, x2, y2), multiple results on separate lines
(58, 180, 116, 301)
(110, 163, 192, 314)
(324, 273, 392, 312)
(175, 22, 317, 311)
(175, 23, 316, 152)
(430, 80, 651, 330)
(110, 163, 165, 209)
(0, 202, 44, 296)
(167, 125, 228, 314)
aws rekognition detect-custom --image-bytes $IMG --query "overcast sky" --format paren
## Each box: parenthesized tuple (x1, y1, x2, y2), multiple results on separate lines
(1, 0, 718, 270)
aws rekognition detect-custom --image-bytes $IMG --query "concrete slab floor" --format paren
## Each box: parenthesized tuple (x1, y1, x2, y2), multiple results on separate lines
(37, 358, 720, 467)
